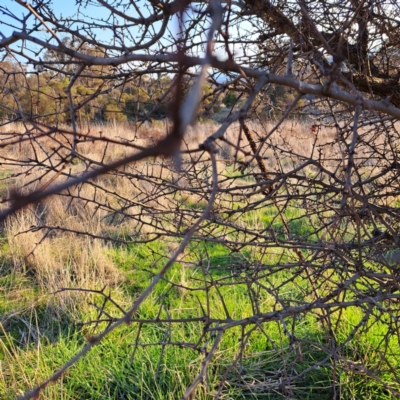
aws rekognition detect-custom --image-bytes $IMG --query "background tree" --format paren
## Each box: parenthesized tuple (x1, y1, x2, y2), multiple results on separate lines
(1, 0, 400, 399)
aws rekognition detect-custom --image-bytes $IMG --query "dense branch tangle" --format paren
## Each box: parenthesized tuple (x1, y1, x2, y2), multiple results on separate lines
(1, 1, 400, 399)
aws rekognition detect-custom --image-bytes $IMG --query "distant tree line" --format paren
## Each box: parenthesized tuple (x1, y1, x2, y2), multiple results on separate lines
(0, 42, 301, 125)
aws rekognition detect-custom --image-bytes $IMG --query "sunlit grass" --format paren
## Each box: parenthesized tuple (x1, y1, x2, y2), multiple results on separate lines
(0, 121, 399, 399)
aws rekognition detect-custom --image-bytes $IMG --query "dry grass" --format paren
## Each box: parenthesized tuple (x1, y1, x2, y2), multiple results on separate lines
(1, 120, 400, 399)
(0, 118, 367, 305)
(2, 164, 125, 304)
(5, 208, 120, 304)
(0, 119, 335, 170)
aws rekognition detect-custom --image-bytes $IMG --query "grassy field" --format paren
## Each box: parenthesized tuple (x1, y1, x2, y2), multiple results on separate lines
(0, 120, 399, 399)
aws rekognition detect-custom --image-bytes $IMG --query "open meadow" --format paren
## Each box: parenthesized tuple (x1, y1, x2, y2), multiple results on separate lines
(2, 1, 400, 398)
(1, 119, 400, 399)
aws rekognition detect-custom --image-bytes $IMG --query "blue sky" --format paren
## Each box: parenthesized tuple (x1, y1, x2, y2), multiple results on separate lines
(0, 1, 244, 71)
(1, 0, 131, 39)
(0, 0, 206, 61)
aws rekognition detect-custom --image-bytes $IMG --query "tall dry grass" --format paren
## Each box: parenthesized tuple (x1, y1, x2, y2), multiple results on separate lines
(5, 208, 120, 306)
(1, 119, 338, 305)
(0, 119, 336, 170)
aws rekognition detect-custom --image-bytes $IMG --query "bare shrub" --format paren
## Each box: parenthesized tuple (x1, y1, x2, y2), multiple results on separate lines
(1, 1, 400, 399)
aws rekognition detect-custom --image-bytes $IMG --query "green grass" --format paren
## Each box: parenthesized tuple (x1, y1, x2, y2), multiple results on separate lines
(1, 209, 399, 399)
(0, 170, 14, 201)
(0, 282, 336, 399)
